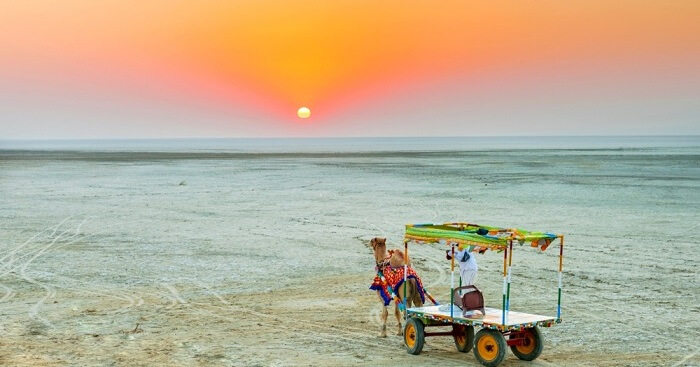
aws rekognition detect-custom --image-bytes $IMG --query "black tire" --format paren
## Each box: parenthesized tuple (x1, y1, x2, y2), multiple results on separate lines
(403, 318, 425, 355)
(453, 324, 475, 353)
(509, 327, 544, 361)
(473, 328, 507, 367)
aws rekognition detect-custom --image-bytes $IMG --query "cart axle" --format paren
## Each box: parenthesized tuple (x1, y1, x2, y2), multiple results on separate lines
(424, 331, 456, 337)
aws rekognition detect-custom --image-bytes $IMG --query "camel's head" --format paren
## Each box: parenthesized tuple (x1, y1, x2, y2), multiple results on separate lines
(370, 237, 387, 264)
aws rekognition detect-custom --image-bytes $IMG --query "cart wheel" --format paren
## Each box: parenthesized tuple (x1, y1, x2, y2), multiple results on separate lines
(403, 318, 424, 355)
(473, 329, 507, 367)
(452, 324, 474, 353)
(509, 327, 543, 361)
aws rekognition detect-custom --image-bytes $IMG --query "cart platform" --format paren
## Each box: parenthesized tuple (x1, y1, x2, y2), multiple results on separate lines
(407, 305, 560, 332)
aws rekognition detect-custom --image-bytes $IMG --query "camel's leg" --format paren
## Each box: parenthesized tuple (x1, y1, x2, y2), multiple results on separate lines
(394, 302, 403, 335)
(410, 279, 424, 307)
(379, 306, 388, 337)
(377, 293, 388, 338)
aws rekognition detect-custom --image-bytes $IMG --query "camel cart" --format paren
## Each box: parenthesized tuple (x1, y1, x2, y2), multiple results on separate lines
(400, 222, 564, 367)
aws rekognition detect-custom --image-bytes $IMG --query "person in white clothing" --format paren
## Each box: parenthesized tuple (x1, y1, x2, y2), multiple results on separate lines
(447, 245, 478, 286)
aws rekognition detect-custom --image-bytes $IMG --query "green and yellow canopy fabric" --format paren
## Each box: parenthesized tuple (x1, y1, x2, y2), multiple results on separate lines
(404, 222, 561, 251)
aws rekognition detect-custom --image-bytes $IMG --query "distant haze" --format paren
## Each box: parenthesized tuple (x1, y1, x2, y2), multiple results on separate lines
(1, 1, 699, 139)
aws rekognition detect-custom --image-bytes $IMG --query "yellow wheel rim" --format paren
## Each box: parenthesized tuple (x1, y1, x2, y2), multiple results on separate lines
(454, 326, 465, 346)
(477, 333, 499, 361)
(405, 323, 416, 348)
(515, 330, 536, 354)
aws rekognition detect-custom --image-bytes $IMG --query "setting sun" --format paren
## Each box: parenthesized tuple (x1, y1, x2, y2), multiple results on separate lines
(297, 107, 311, 119)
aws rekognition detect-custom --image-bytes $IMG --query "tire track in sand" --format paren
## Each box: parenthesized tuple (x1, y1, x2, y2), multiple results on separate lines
(21, 219, 87, 325)
(1, 203, 148, 324)
(0, 218, 71, 303)
(0, 218, 69, 262)
(11, 216, 150, 320)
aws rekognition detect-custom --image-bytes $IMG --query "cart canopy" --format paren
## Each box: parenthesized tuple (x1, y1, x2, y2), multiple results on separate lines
(404, 222, 560, 251)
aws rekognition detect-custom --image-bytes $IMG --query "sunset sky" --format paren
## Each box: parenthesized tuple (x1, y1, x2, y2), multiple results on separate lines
(1, 1, 698, 138)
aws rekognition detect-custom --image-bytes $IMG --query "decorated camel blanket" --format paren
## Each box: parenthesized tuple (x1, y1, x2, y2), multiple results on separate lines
(370, 265, 425, 306)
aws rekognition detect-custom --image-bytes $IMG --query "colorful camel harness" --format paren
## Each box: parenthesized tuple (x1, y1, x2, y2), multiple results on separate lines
(370, 259, 426, 308)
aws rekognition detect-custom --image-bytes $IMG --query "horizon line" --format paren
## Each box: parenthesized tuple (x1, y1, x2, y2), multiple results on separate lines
(2, 134, 699, 142)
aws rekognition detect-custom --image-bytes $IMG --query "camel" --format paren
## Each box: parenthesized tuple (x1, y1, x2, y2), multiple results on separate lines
(370, 237, 424, 338)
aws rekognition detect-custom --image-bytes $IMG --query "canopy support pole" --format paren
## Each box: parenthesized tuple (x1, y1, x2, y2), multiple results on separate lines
(557, 236, 564, 320)
(506, 240, 513, 314)
(502, 246, 508, 325)
(450, 244, 455, 319)
(403, 241, 408, 319)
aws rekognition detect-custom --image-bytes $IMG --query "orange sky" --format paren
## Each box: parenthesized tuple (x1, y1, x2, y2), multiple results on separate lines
(0, 1, 698, 137)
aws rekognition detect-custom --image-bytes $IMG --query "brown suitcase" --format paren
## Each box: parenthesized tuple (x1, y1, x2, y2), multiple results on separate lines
(452, 285, 485, 316)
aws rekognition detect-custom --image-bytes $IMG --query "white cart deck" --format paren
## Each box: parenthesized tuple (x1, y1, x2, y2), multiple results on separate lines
(406, 305, 560, 331)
